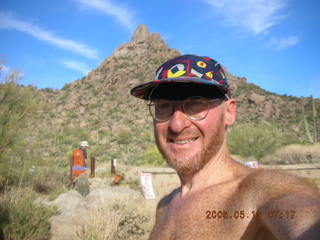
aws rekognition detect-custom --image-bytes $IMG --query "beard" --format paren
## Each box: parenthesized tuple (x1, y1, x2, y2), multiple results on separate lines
(155, 113, 225, 175)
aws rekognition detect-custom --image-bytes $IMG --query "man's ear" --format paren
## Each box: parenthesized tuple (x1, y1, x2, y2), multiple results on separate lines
(224, 99, 237, 127)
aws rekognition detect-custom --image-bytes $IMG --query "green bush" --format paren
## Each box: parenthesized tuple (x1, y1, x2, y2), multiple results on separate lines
(141, 145, 164, 166)
(116, 131, 132, 145)
(47, 184, 69, 201)
(32, 167, 65, 194)
(260, 143, 320, 165)
(0, 148, 38, 192)
(0, 66, 40, 190)
(0, 197, 56, 240)
(0, 70, 39, 159)
(228, 123, 296, 160)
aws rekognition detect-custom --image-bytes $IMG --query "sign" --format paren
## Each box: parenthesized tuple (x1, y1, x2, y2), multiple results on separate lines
(140, 172, 156, 199)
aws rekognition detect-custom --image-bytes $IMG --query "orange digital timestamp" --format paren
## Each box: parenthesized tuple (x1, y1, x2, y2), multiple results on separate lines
(205, 210, 296, 220)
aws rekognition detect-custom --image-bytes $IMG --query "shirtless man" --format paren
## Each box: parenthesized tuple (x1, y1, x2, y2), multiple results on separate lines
(130, 54, 320, 240)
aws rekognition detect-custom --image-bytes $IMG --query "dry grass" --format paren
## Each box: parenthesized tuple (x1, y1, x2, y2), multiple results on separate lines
(75, 193, 154, 240)
(261, 143, 320, 164)
(75, 207, 121, 240)
(0, 186, 36, 203)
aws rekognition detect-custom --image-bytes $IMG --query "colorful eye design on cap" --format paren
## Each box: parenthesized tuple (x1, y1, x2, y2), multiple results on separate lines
(196, 61, 206, 68)
(167, 64, 186, 78)
(205, 72, 213, 79)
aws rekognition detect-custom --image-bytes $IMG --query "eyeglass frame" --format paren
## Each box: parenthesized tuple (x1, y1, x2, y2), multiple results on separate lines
(147, 95, 228, 122)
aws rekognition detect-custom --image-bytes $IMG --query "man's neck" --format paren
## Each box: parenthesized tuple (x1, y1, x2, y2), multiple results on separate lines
(178, 143, 235, 196)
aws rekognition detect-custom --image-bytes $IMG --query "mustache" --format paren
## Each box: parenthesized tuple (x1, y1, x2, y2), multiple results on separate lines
(167, 129, 199, 139)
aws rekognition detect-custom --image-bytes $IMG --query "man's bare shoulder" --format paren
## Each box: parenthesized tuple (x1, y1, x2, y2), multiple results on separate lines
(239, 169, 320, 205)
(239, 169, 320, 239)
(157, 187, 180, 209)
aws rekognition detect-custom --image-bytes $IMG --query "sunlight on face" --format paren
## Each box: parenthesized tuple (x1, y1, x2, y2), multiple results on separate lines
(154, 101, 227, 174)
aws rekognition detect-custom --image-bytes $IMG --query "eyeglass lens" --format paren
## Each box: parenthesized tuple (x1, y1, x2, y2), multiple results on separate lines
(149, 97, 214, 122)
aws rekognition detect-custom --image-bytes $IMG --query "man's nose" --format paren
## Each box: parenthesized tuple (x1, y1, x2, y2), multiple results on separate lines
(168, 104, 192, 133)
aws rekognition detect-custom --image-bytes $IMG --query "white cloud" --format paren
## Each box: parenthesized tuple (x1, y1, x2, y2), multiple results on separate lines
(59, 59, 91, 75)
(0, 12, 99, 59)
(75, 0, 136, 31)
(205, 0, 288, 35)
(268, 36, 300, 49)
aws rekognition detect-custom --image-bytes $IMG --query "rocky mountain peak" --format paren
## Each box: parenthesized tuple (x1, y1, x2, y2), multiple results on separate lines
(131, 24, 150, 44)
(111, 25, 172, 58)
(31, 23, 319, 168)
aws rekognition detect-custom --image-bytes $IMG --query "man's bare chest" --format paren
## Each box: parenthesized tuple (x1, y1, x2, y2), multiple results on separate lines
(150, 184, 259, 240)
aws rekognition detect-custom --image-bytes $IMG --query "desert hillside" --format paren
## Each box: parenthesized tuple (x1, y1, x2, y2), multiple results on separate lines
(21, 24, 318, 168)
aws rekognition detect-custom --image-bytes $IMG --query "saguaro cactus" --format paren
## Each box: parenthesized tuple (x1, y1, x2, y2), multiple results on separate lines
(302, 95, 318, 143)
(311, 95, 318, 142)
(302, 105, 313, 143)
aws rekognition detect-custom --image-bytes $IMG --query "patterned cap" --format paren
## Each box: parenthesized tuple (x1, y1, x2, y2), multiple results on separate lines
(130, 54, 231, 100)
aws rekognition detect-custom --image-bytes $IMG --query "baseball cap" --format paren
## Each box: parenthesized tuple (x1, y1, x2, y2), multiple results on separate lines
(130, 54, 231, 100)
(80, 141, 89, 147)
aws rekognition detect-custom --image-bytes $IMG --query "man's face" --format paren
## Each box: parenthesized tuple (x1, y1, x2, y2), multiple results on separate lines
(154, 98, 232, 174)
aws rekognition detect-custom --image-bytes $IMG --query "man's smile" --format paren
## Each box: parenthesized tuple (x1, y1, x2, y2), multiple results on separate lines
(169, 137, 199, 145)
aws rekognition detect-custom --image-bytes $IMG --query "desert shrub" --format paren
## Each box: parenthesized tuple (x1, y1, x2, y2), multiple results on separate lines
(0, 150, 40, 192)
(75, 198, 152, 240)
(141, 145, 164, 166)
(261, 143, 320, 164)
(0, 195, 56, 240)
(55, 127, 89, 147)
(32, 167, 66, 194)
(228, 123, 296, 160)
(47, 184, 69, 201)
(115, 204, 150, 240)
(123, 177, 141, 191)
(116, 131, 132, 145)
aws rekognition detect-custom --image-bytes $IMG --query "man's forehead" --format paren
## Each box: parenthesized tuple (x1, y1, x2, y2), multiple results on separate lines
(150, 83, 224, 100)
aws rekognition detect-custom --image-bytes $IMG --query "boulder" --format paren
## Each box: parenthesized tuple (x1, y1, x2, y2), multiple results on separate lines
(263, 102, 273, 118)
(249, 93, 266, 105)
(48, 190, 84, 216)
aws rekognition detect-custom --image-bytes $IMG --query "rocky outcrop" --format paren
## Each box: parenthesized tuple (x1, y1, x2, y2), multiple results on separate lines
(225, 71, 246, 92)
(249, 93, 266, 105)
(111, 24, 174, 58)
(131, 24, 149, 44)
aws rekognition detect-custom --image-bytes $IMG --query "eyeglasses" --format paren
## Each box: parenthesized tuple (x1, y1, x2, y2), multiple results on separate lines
(148, 96, 223, 122)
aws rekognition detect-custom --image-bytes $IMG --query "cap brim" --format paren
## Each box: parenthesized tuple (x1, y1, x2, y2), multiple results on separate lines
(130, 77, 227, 100)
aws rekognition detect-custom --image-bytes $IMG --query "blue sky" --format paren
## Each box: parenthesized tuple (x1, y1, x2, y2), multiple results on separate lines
(1, 0, 320, 98)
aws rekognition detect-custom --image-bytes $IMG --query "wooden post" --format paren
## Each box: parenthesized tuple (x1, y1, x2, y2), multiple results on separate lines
(111, 158, 117, 175)
(90, 157, 95, 178)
